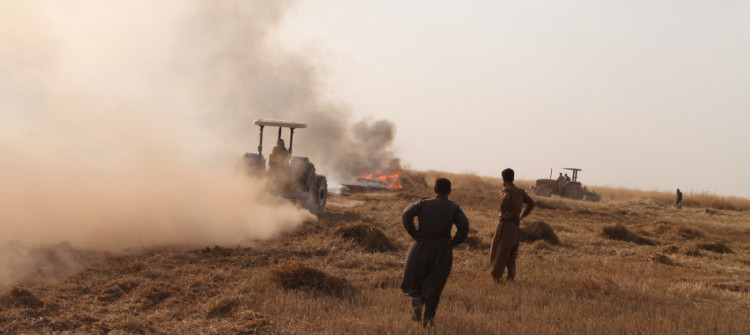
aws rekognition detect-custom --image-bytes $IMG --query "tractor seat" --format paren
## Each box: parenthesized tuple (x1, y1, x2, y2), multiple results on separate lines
(269, 153, 291, 168)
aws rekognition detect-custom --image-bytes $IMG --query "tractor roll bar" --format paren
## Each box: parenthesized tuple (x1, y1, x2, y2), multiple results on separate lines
(258, 125, 264, 155)
(289, 128, 295, 156)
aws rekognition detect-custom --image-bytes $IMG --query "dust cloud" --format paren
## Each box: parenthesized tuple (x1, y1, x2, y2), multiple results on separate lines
(0, 1, 397, 285)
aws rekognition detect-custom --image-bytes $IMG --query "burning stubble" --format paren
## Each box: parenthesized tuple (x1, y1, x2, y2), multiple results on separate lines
(0, 1, 403, 285)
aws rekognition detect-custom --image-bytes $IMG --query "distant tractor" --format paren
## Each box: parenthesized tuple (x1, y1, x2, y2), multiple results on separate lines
(532, 168, 600, 201)
(243, 119, 327, 215)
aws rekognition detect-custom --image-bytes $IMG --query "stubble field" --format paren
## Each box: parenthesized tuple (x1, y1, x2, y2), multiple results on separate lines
(2, 170, 749, 334)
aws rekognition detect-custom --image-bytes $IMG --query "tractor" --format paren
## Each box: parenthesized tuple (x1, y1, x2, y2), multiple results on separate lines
(243, 119, 327, 215)
(531, 168, 600, 201)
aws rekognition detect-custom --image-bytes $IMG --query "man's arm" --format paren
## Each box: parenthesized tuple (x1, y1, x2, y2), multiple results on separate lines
(402, 201, 422, 239)
(521, 191, 535, 219)
(450, 207, 469, 246)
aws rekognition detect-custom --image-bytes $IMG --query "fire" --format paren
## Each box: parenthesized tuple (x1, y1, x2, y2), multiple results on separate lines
(357, 169, 403, 189)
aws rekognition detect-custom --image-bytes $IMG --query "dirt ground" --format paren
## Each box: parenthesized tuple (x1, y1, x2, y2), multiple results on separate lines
(2, 171, 749, 334)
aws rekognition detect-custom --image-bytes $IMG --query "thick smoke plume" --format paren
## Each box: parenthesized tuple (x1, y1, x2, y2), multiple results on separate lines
(0, 1, 398, 286)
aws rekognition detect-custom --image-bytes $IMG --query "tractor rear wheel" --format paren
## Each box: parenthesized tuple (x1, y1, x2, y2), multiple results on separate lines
(563, 183, 584, 200)
(534, 184, 555, 197)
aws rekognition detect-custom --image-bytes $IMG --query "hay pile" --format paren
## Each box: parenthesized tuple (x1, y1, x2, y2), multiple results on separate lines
(658, 225, 705, 242)
(674, 226, 704, 240)
(697, 242, 734, 254)
(661, 245, 680, 254)
(1, 287, 44, 309)
(331, 223, 396, 252)
(462, 235, 490, 250)
(602, 224, 656, 246)
(683, 244, 703, 257)
(205, 298, 271, 333)
(270, 263, 355, 298)
(645, 253, 674, 265)
(206, 298, 241, 319)
(520, 221, 560, 245)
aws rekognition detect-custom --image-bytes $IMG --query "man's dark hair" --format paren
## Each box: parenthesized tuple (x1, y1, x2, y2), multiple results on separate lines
(434, 178, 451, 195)
(501, 168, 514, 182)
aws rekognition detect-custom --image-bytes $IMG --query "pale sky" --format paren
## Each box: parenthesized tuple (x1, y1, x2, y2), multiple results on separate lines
(277, 0, 750, 198)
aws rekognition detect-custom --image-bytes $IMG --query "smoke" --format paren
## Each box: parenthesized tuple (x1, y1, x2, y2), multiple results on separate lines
(0, 1, 398, 285)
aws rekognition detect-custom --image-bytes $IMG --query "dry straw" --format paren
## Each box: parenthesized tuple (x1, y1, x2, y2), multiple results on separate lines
(520, 221, 560, 245)
(330, 223, 396, 253)
(270, 263, 356, 298)
(602, 224, 656, 246)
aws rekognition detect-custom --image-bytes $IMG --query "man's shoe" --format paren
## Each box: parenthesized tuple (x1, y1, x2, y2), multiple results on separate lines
(411, 306, 422, 321)
(422, 318, 434, 328)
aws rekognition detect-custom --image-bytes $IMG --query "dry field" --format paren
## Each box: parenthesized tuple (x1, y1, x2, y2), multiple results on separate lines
(2, 171, 749, 334)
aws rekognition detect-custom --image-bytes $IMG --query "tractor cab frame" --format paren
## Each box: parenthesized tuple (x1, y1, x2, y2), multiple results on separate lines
(243, 119, 327, 215)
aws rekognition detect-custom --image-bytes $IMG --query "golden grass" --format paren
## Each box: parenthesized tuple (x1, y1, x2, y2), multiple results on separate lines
(1, 169, 749, 334)
(594, 186, 750, 211)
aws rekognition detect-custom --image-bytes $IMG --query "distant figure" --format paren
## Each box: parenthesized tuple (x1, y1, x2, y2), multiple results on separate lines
(401, 178, 469, 328)
(269, 139, 290, 169)
(271, 139, 289, 157)
(490, 168, 534, 282)
(557, 173, 566, 193)
(676, 189, 682, 209)
(564, 173, 571, 182)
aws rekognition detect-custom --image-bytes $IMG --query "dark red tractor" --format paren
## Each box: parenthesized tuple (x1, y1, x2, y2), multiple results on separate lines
(532, 168, 600, 201)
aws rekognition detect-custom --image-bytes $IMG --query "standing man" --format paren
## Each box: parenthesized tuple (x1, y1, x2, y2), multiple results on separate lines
(490, 168, 535, 282)
(401, 178, 469, 328)
(557, 172, 566, 193)
(676, 189, 683, 209)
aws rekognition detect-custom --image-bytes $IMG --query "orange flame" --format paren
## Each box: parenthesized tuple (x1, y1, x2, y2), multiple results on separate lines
(357, 169, 403, 189)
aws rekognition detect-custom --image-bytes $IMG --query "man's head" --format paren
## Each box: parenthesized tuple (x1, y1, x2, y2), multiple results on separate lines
(559, 173, 563, 176)
(434, 178, 451, 196)
(501, 168, 514, 182)
(277, 139, 285, 146)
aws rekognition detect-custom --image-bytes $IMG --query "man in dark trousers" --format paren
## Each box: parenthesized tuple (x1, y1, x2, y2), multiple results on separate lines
(676, 189, 683, 209)
(490, 168, 535, 282)
(400, 178, 469, 328)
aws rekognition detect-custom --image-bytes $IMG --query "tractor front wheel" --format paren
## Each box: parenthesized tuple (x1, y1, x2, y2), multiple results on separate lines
(534, 184, 555, 197)
(563, 183, 584, 200)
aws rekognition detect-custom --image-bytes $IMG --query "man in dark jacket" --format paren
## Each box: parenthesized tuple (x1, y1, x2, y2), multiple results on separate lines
(400, 178, 470, 328)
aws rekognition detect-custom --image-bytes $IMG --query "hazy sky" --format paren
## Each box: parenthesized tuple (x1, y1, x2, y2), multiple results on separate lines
(276, 1, 750, 198)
